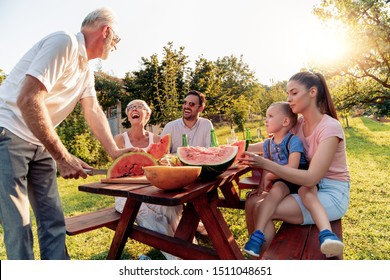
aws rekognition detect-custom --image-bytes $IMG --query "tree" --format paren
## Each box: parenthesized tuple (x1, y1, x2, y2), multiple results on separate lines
(314, 0, 390, 115)
(94, 70, 124, 108)
(189, 57, 222, 116)
(122, 42, 191, 127)
(56, 103, 110, 165)
(155, 42, 190, 125)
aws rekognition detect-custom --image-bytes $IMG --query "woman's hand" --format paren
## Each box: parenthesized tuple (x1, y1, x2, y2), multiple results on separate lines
(239, 152, 267, 168)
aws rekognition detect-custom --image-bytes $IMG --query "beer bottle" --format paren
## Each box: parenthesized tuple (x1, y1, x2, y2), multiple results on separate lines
(245, 128, 251, 151)
(182, 134, 189, 147)
(210, 129, 219, 147)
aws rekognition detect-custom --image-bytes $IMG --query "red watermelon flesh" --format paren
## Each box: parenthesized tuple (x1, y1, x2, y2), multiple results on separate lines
(147, 134, 171, 160)
(177, 146, 238, 178)
(230, 140, 246, 164)
(107, 152, 158, 178)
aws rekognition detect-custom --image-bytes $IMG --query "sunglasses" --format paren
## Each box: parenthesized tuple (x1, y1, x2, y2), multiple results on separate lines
(183, 100, 201, 108)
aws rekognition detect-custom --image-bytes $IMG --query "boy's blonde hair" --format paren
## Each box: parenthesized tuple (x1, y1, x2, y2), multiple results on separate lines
(270, 101, 297, 128)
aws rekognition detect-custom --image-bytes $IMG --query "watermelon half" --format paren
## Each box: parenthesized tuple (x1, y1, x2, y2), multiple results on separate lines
(107, 152, 158, 178)
(177, 146, 238, 178)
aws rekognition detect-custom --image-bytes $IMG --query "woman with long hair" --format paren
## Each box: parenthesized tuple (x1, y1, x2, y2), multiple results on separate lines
(244, 72, 350, 258)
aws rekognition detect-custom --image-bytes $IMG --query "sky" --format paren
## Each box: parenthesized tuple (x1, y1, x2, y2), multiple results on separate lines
(0, 0, 335, 86)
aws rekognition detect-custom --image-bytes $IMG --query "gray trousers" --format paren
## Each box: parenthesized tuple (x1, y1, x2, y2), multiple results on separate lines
(0, 127, 69, 259)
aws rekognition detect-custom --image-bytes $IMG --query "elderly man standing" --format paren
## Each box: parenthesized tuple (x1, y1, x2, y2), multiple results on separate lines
(0, 8, 134, 259)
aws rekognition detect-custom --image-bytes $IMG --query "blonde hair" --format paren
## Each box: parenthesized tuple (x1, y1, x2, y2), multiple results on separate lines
(269, 101, 298, 128)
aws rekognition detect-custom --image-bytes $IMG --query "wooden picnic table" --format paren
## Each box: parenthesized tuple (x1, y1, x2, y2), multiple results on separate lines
(77, 165, 251, 260)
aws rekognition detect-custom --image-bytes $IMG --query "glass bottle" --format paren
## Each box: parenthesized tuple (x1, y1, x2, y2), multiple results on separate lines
(210, 129, 219, 147)
(227, 128, 237, 145)
(230, 128, 236, 139)
(182, 133, 189, 147)
(245, 128, 251, 150)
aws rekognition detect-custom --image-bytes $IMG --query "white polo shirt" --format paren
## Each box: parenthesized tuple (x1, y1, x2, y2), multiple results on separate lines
(161, 117, 214, 153)
(0, 31, 96, 145)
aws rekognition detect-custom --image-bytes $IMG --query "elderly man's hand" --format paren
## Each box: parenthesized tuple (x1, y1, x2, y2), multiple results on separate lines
(56, 154, 92, 179)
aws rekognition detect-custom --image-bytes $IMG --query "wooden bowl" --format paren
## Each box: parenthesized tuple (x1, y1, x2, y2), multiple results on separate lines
(143, 166, 202, 191)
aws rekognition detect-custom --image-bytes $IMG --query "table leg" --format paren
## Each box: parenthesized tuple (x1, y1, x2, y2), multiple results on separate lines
(192, 190, 244, 260)
(174, 203, 199, 242)
(107, 198, 141, 260)
(219, 181, 242, 208)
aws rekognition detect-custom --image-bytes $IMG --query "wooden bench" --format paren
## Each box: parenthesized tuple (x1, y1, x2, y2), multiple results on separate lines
(66, 201, 343, 259)
(234, 168, 343, 260)
(65, 207, 120, 236)
(260, 219, 343, 260)
(235, 168, 262, 197)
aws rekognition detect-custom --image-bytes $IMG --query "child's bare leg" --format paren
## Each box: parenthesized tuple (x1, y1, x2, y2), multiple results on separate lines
(298, 186, 343, 257)
(254, 181, 290, 232)
(244, 182, 289, 257)
(298, 186, 330, 231)
(245, 192, 267, 234)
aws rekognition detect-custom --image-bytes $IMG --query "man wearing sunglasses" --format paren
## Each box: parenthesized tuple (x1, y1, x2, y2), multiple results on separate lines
(160, 90, 214, 237)
(161, 90, 214, 154)
(0, 8, 134, 260)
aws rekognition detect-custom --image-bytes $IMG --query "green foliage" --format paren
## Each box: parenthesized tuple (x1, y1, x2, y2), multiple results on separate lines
(0, 69, 6, 85)
(122, 42, 190, 127)
(94, 71, 124, 108)
(314, 0, 390, 116)
(56, 104, 110, 166)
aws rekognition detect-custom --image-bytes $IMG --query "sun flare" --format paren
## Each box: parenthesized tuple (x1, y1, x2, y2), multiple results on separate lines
(306, 20, 351, 67)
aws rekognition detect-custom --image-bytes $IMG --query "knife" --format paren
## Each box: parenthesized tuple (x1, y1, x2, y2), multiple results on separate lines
(83, 168, 108, 176)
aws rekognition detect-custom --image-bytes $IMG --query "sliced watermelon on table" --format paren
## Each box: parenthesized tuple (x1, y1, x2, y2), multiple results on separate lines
(107, 152, 158, 178)
(177, 146, 238, 178)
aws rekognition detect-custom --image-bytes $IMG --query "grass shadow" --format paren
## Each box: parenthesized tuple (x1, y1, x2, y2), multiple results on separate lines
(360, 116, 390, 132)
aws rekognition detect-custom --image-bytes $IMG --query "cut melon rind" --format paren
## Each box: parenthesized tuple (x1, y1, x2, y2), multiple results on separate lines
(177, 146, 238, 178)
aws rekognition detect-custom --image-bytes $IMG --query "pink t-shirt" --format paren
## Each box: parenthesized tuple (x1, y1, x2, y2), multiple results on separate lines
(291, 114, 350, 182)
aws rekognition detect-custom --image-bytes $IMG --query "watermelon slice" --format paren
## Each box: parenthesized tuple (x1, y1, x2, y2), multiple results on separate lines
(230, 140, 246, 164)
(147, 134, 171, 160)
(177, 146, 238, 178)
(107, 152, 158, 178)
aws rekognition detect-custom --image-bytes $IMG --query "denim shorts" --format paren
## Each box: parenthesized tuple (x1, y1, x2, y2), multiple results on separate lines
(291, 178, 350, 225)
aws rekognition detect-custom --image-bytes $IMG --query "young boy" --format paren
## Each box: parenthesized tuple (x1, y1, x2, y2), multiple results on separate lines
(244, 102, 335, 257)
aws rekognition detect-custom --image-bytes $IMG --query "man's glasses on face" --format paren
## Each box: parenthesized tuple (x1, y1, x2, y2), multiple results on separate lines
(110, 26, 121, 44)
(127, 104, 145, 111)
(183, 100, 201, 108)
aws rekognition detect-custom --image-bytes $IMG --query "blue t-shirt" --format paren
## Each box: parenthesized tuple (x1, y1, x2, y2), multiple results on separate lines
(263, 132, 307, 166)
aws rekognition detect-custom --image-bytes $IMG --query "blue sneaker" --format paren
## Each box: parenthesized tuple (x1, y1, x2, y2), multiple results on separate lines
(138, 254, 151, 260)
(244, 230, 265, 257)
(319, 229, 344, 258)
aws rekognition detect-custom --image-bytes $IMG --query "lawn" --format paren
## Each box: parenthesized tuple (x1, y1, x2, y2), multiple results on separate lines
(0, 116, 389, 260)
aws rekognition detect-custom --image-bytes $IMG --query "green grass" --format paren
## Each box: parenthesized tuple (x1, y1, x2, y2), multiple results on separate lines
(0, 116, 389, 260)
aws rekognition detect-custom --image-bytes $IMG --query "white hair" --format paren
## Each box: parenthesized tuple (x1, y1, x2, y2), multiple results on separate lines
(81, 7, 118, 32)
(126, 100, 152, 116)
